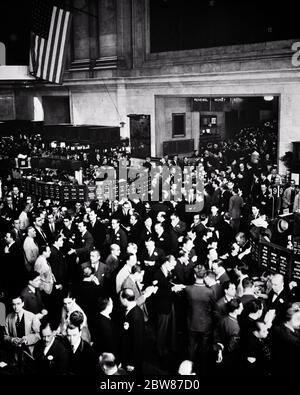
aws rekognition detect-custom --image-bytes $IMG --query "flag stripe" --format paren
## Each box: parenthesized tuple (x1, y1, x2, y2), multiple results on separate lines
(29, 3, 72, 84)
(49, 7, 63, 82)
(45, 6, 60, 81)
(53, 9, 67, 84)
(42, 5, 57, 81)
(56, 11, 72, 84)
(55, 10, 70, 84)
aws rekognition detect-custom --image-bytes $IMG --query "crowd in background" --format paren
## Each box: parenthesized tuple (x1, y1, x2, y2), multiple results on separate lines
(0, 120, 300, 377)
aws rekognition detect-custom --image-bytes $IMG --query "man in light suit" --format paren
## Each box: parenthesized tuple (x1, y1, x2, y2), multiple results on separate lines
(4, 295, 40, 360)
(122, 264, 157, 322)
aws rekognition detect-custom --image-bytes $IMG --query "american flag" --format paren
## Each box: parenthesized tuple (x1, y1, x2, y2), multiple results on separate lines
(29, 0, 72, 84)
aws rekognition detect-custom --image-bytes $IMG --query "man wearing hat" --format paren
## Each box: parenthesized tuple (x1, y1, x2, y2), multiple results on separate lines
(270, 218, 290, 247)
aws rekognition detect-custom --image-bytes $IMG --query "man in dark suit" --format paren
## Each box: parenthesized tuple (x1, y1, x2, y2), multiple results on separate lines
(90, 296, 119, 358)
(128, 212, 143, 248)
(21, 271, 47, 319)
(266, 273, 291, 325)
(68, 221, 94, 263)
(87, 210, 107, 254)
(107, 218, 128, 255)
(3, 231, 27, 298)
(33, 317, 70, 375)
(66, 313, 98, 376)
(216, 213, 235, 256)
(152, 255, 185, 357)
(49, 235, 68, 289)
(120, 288, 145, 375)
(154, 222, 172, 254)
(89, 249, 108, 289)
(33, 215, 49, 250)
(43, 213, 60, 245)
(140, 239, 165, 286)
(185, 265, 215, 375)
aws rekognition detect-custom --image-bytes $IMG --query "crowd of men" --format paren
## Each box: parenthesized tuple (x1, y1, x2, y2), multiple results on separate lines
(0, 120, 300, 378)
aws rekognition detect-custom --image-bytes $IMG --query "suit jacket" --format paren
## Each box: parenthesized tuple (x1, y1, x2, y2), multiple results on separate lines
(75, 231, 94, 262)
(107, 228, 128, 253)
(90, 314, 119, 357)
(34, 226, 49, 249)
(49, 246, 68, 287)
(20, 286, 45, 315)
(33, 338, 70, 375)
(271, 323, 300, 376)
(185, 283, 215, 332)
(93, 261, 108, 286)
(4, 309, 40, 353)
(229, 195, 244, 219)
(122, 276, 149, 321)
(43, 223, 59, 244)
(152, 268, 174, 314)
(121, 305, 145, 369)
(87, 220, 106, 252)
(69, 339, 98, 376)
(266, 289, 291, 324)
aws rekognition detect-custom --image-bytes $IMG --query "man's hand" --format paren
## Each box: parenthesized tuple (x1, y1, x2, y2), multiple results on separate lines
(171, 284, 186, 293)
(216, 349, 223, 364)
(68, 249, 76, 255)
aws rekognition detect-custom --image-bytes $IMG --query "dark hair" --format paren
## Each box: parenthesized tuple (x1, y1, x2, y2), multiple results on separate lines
(40, 244, 50, 254)
(194, 265, 206, 279)
(27, 271, 40, 282)
(249, 319, 266, 334)
(131, 264, 142, 275)
(69, 310, 84, 328)
(223, 281, 235, 291)
(243, 299, 263, 315)
(242, 277, 253, 289)
(226, 298, 241, 314)
(40, 317, 57, 332)
(200, 213, 207, 222)
(96, 296, 111, 312)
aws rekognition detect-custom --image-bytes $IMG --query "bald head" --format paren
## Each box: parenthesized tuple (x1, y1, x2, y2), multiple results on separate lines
(271, 273, 284, 294)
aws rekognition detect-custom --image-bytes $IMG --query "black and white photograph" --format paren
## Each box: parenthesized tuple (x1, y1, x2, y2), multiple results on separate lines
(1, 0, 300, 390)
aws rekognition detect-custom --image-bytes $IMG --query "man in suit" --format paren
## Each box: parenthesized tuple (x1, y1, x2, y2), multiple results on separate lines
(33, 214, 49, 250)
(266, 273, 291, 325)
(4, 296, 40, 360)
(152, 255, 185, 357)
(216, 212, 235, 257)
(11, 218, 24, 247)
(20, 271, 47, 320)
(90, 249, 107, 288)
(66, 312, 98, 376)
(43, 213, 60, 245)
(214, 281, 237, 323)
(185, 265, 216, 375)
(3, 231, 27, 297)
(23, 226, 39, 272)
(49, 235, 68, 290)
(87, 210, 107, 254)
(154, 222, 172, 254)
(128, 212, 143, 248)
(170, 212, 187, 253)
(212, 259, 230, 286)
(229, 186, 244, 233)
(105, 244, 121, 295)
(68, 221, 94, 263)
(122, 264, 157, 322)
(140, 239, 165, 287)
(90, 296, 119, 358)
(33, 317, 70, 375)
(107, 218, 128, 255)
(120, 288, 145, 374)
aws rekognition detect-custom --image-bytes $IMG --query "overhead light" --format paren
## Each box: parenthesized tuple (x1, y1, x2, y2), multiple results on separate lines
(264, 95, 274, 101)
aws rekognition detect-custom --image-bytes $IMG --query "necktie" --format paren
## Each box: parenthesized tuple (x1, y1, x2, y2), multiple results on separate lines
(51, 224, 55, 233)
(16, 314, 20, 327)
